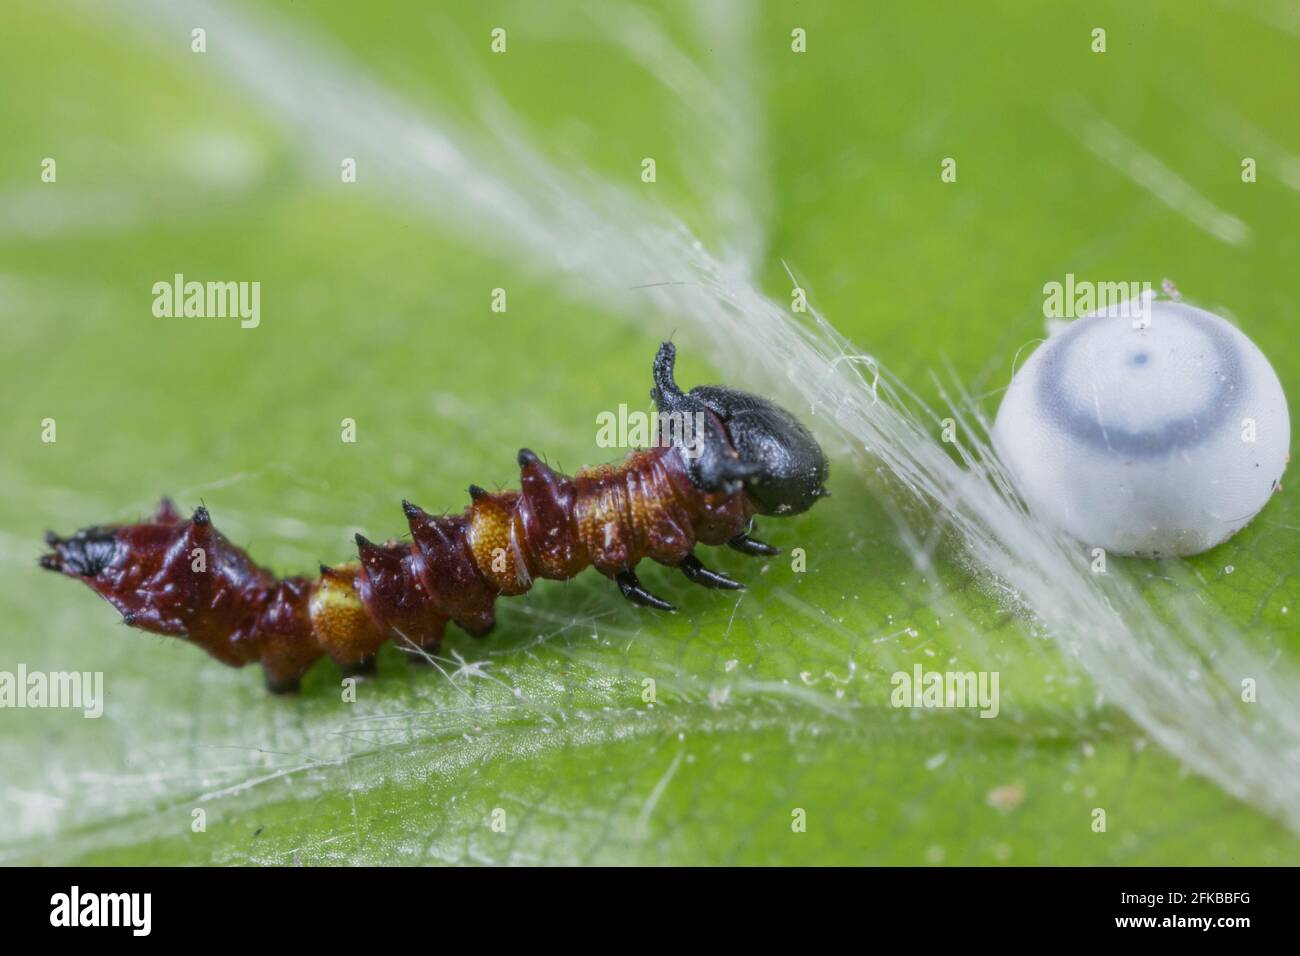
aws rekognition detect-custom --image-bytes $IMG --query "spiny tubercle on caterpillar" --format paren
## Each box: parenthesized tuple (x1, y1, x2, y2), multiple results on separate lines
(40, 343, 830, 693)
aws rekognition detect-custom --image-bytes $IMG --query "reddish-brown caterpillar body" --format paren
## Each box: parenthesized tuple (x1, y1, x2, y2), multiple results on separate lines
(41, 343, 829, 693)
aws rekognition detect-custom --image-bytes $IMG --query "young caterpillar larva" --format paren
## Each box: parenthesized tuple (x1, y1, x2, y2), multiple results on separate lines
(40, 343, 829, 693)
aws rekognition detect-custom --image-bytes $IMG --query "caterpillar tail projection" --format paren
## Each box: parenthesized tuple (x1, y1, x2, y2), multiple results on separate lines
(40, 343, 830, 693)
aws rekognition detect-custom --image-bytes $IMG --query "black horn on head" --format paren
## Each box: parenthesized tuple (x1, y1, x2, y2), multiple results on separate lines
(648, 342, 829, 513)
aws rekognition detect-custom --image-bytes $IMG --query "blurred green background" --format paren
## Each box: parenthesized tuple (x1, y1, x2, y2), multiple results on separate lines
(0, 0, 1297, 864)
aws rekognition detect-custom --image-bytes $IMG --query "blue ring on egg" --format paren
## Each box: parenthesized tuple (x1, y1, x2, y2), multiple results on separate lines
(1035, 308, 1245, 457)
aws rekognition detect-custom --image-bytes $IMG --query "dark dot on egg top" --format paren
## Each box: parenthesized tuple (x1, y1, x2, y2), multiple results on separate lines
(1037, 309, 1243, 456)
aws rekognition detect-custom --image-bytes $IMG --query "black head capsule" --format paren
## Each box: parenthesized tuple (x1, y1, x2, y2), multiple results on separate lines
(650, 342, 829, 515)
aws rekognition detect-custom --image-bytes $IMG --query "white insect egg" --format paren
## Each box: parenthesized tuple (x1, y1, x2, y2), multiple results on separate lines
(993, 301, 1290, 557)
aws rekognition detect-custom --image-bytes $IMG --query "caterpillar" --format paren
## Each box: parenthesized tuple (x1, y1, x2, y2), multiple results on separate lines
(40, 343, 829, 693)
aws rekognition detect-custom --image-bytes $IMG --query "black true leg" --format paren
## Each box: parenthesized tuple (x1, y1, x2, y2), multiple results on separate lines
(679, 554, 744, 590)
(615, 569, 676, 612)
(728, 532, 780, 557)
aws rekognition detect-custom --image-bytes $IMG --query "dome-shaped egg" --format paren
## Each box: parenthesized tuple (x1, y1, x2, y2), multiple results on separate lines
(992, 301, 1290, 557)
